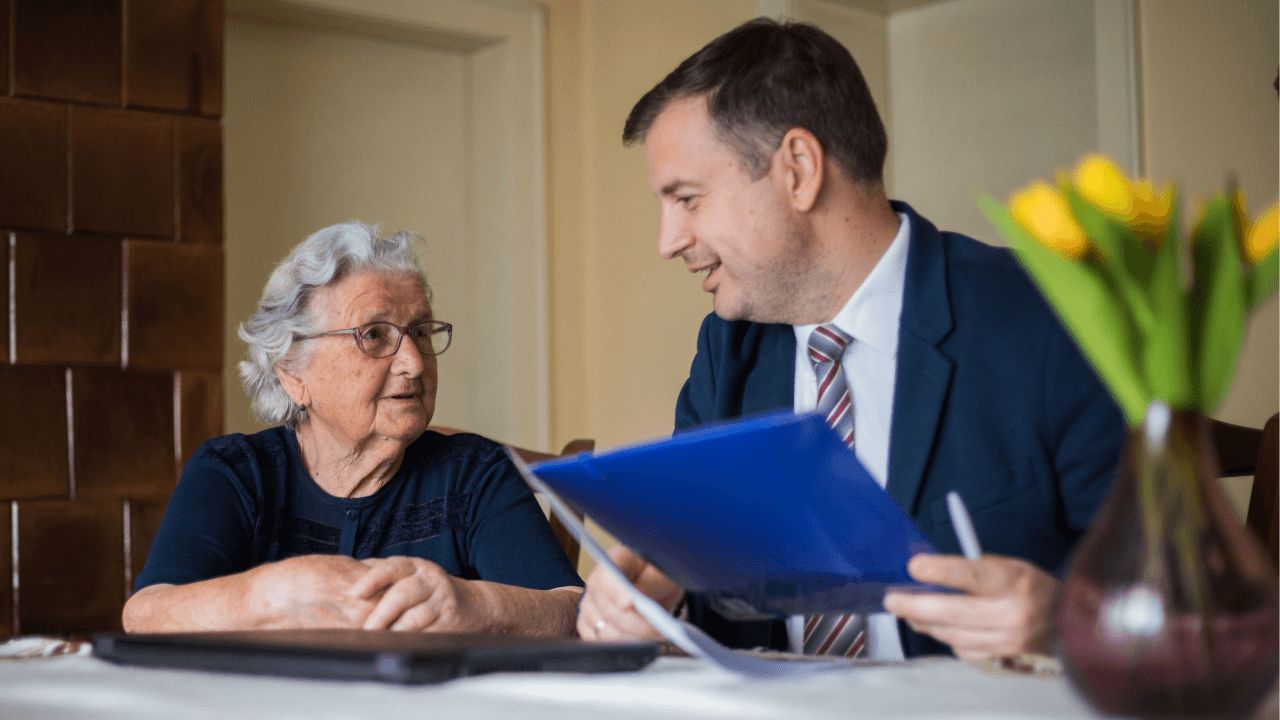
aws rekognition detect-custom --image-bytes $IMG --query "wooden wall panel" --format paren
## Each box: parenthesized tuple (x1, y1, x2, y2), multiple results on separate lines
(0, 367, 69, 500)
(12, 0, 122, 105)
(0, 504, 11, 639)
(1, 0, 222, 636)
(125, 0, 224, 116)
(13, 233, 121, 365)
(70, 108, 175, 238)
(1, 233, 7, 363)
(127, 243, 224, 370)
(127, 499, 168, 590)
(0, 99, 67, 233)
(17, 501, 124, 634)
(177, 117, 224, 244)
(72, 369, 176, 499)
(179, 372, 223, 466)
(0, 1, 8, 97)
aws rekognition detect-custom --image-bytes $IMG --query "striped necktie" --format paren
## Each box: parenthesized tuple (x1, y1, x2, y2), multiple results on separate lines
(802, 323, 866, 658)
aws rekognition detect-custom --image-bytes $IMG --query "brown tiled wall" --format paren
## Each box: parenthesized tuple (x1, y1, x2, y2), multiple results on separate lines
(0, 0, 224, 637)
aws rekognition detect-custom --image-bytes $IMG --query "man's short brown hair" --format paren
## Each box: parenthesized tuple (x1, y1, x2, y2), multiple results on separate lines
(622, 18, 887, 184)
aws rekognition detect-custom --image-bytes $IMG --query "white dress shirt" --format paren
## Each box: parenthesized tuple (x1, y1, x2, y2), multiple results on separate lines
(784, 212, 910, 660)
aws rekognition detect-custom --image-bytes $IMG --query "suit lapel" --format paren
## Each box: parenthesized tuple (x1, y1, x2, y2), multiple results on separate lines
(743, 324, 796, 417)
(886, 203, 955, 514)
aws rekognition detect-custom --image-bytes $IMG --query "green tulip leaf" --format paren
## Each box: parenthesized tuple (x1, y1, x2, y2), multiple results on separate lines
(1063, 187, 1156, 334)
(1060, 182, 1124, 262)
(980, 194, 1148, 426)
(1190, 195, 1247, 412)
(1247, 246, 1279, 309)
(1143, 194, 1193, 408)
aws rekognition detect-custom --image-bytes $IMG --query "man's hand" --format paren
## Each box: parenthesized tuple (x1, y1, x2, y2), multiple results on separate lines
(248, 554, 384, 629)
(577, 545, 685, 641)
(352, 556, 484, 632)
(882, 554, 1059, 660)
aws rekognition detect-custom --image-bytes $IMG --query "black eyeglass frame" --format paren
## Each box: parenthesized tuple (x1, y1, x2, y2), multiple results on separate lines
(295, 320, 453, 358)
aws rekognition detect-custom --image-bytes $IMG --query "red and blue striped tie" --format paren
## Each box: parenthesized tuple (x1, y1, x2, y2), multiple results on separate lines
(802, 323, 866, 658)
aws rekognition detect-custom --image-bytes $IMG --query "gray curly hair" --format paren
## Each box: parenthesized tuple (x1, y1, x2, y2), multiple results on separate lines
(238, 221, 430, 427)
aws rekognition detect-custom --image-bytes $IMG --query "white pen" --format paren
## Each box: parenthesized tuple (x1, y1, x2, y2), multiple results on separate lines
(946, 490, 983, 561)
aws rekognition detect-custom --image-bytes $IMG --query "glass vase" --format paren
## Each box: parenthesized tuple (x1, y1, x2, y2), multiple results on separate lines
(1058, 402, 1279, 719)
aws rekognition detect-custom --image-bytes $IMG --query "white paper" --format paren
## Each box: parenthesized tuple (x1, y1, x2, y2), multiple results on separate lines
(508, 449, 848, 679)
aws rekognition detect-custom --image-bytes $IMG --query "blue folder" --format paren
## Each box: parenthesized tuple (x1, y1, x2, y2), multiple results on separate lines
(529, 411, 939, 618)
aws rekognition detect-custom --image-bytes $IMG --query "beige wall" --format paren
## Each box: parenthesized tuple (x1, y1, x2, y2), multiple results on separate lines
(1138, 0, 1279, 431)
(887, 0, 1098, 242)
(223, 15, 472, 436)
(545, 0, 758, 454)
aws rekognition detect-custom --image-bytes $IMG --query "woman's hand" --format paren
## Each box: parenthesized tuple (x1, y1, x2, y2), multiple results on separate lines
(124, 554, 384, 633)
(125, 553, 581, 636)
(882, 553, 1059, 659)
(353, 556, 584, 637)
(249, 554, 385, 629)
(352, 557, 483, 632)
(577, 545, 684, 642)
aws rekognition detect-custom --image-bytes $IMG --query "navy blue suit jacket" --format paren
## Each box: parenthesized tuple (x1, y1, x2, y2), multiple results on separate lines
(674, 202, 1125, 657)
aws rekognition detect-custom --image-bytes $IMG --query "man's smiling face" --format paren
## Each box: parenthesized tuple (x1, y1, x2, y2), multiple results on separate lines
(645, 95, 818, 323)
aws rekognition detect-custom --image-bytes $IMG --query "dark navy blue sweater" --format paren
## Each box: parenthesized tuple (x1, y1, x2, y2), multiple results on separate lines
(136, 428, 582, 592)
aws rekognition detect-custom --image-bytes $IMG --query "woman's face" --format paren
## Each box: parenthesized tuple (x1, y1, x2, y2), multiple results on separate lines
(284, 270, 437, 448)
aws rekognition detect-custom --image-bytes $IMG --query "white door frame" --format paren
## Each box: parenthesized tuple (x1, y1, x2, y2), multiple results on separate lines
(1093, 0, 1141, 176)
(226, 0, 550, 451)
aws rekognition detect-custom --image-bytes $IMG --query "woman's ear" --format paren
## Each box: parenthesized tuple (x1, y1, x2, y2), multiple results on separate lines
(275, 363, 310, 410)
(775, 127, 825, 213)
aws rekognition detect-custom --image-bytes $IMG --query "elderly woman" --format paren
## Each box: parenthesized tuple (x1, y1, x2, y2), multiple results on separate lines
(123, 222, 582, 635)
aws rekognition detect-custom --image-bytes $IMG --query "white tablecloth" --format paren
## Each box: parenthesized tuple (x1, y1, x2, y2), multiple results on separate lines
(0, 647, 1113, 720)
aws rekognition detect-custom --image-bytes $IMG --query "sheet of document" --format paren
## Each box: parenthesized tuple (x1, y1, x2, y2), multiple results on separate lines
(508, 449, 847, 679)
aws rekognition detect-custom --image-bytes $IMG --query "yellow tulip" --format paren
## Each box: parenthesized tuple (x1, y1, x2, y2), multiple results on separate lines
(1010, 182, 1089, 259)
(1245, 201, 1279, 264)
(1074, 154, 1175, 243)
(1075, 155, 1134, 216)
(1129, 179, 1174, 242)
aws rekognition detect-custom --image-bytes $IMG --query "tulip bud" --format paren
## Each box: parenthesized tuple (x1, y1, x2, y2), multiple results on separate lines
(1129, 180, 1173, 243)
(1075, 155, 1135, 217)
(1010, 182, 1089, 259)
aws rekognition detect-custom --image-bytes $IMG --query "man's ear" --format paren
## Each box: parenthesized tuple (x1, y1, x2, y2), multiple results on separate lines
(275, 363, 310, 410)
(775, 128, 825, 213)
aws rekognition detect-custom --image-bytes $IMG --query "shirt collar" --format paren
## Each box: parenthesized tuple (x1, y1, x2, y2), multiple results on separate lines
(794, 212, 911, 360)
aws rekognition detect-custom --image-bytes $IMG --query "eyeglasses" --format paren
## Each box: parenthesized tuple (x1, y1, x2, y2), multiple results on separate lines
(295, 320, 453, 358)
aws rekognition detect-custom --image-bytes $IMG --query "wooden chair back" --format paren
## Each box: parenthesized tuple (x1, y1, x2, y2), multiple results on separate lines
(1210, 415, 1279, 570)
(1244, 414, 1279, 569)
(1211, 418, 1266, 476)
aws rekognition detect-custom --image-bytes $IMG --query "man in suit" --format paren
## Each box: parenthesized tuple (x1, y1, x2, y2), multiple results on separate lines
(575, 18, 1125, 659)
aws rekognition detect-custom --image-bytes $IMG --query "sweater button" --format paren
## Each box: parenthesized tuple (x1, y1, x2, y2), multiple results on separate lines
(346, 510, 358, 521)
